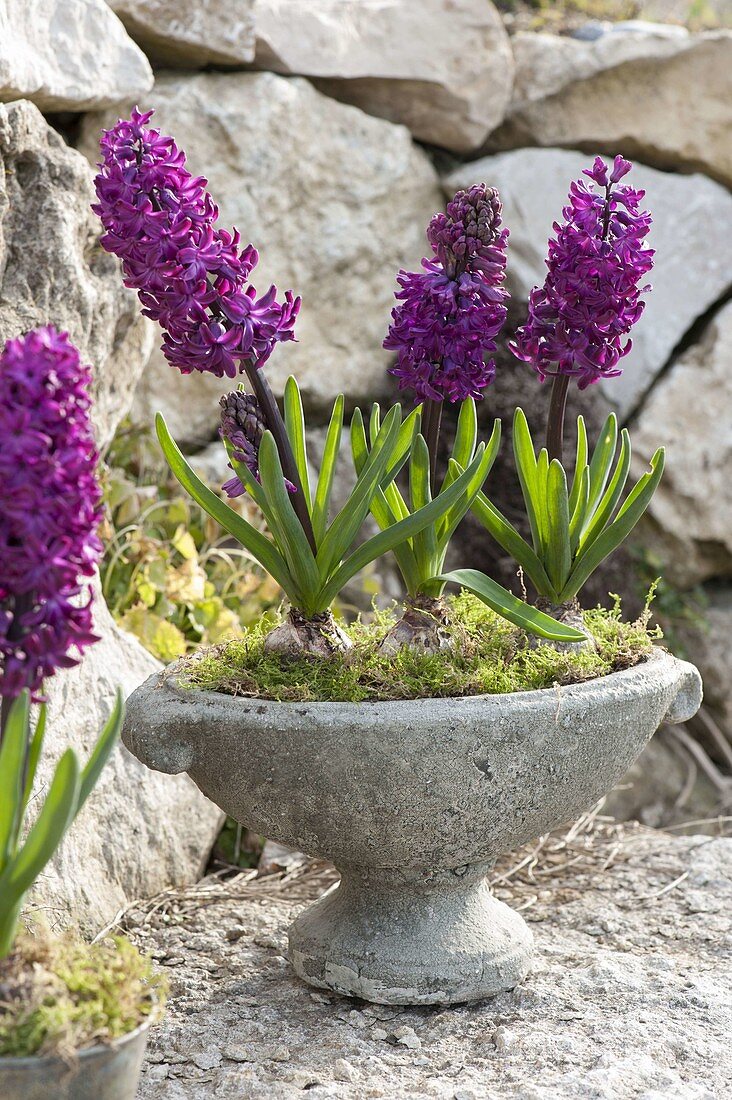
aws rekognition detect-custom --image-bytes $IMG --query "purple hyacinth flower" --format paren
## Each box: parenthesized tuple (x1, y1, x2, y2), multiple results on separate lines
(0, 327, 103, 700)
(92, 107, 301, 381)
(384, 184, 509, 404)
(510, 155, 654, 389)
(219, 391, 296, 497)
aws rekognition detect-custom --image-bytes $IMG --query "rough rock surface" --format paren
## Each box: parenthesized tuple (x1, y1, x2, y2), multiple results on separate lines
(677, 585, 732, 737)
(28, 579, 222, 936)
(79, 71, 442, 447)
(130, 830, 732, 1097)
(633, 300, 732, 587)
(109, 0, 256, 68)
(252, 0, 513, 154)
(489, 25, 732, 189)
(0, 0, 153, 112)
(444, 149, 732, 419)
(0, 99, 154, 448)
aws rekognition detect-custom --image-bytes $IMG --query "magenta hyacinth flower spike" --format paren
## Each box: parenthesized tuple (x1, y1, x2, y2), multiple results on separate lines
(0, 327, 103, 700)
(92, 107, 300, 381)
(510, 155, 654, 389)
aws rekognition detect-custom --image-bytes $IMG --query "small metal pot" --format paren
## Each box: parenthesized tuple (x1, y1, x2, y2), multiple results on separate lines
(0, 1018, 150, 1100)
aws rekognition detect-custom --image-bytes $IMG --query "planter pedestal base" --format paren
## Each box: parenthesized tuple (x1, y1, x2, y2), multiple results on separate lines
(288, 863, 533, 1005)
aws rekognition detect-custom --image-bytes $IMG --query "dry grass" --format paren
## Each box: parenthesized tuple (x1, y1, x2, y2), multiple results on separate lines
(92, 803, 732, 941)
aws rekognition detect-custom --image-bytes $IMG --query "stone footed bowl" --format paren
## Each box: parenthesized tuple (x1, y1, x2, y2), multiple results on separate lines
(122, 647, 701, 1006)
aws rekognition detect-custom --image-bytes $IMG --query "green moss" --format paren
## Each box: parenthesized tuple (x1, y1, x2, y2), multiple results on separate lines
(0, 931, 166, 1059)
(179, 591, 660, 703)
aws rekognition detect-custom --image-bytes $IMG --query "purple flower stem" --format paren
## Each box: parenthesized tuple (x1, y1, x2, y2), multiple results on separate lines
(421, 397, 444, 493)
(242, 363, 316, 552)
(546, 373, 570, 464)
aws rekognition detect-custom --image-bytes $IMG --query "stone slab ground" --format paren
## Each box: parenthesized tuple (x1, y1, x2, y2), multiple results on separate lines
(122, 821, 732, 1098)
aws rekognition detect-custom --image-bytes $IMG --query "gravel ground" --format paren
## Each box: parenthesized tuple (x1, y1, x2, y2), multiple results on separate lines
(126, 823, 732, 1099)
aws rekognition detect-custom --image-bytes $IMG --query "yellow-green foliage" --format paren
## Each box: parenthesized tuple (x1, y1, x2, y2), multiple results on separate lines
(180, 591, 659, 703)
(102, 421, 280, 661)
(0, 931, 166, 1059)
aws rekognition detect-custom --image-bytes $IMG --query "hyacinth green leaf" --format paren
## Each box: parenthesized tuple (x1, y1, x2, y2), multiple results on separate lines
(409, 431, 433, 508)
(312, 394, 345, 547)
(21, 703, 47, 816)
(156, 414, 301, 605)
(545, 459, 572, 593)
(471, 492, 556, 598)
(437, 447, 491, 554)
(283, 376, 312, 512)
(569, 465, 590, 555)
(351, 409, 418, 587)
(316, 404, 401, 580)
(562, 447, 665, 600)
(410, 433, 439, 577)
(257, 432, 321, 604)
(579, 428, 631, 550)
(512, 409, 545, 555)
(6, 749, 80, 900)
(586, 412, 618, 520)
(318, 447, 489, 607)
(0, 692, 30, 866)
(350, 406, 369, 477)
(438, 569, 587, 642)
(371, 402, 421, 489)
(351, 407, 412, 523)
(438, 419, 500, 539)
(568, 414, 589, 518)
(535, 448, 551, 549)
(76, 691, 123, 815)
(451, 397, 478, 473)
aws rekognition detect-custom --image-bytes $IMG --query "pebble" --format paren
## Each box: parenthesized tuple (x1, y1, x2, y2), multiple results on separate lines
(493, 1025, 517, 1053)
(192, 1050, 222, 1070)
(333, 1057, 357, 1082)
(392, 1025, 422, 1050)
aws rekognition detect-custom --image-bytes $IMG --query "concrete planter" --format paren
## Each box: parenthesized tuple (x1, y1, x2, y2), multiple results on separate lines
(0, 1019, 150, 1100)
(122, 648, 701, 1005)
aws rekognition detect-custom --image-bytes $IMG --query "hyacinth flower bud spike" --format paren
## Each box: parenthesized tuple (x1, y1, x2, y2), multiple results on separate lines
(219, 389, 297, 497)
(384, 184, 509, 487)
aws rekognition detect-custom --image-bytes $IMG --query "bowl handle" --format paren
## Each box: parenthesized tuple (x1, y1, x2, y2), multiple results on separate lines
(664, 659, 703, 725)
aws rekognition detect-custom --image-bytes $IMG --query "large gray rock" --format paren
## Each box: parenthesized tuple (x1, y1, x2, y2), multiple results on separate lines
(252, 0, 514, 154)
(0, 99, 154, 449)
(491, 25, 732, 188)
(131, 829, 732, 1098)
(108, 0, 256, 67)
(444, 149, 732, 419)
(29, 579, 222, 935)
(79, 72, 443, 447)
(633, 300, 732, 587)
(0, 0, 153, 112)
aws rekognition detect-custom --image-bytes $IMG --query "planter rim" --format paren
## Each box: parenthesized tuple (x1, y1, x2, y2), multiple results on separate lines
(0, 1017, 151, 1069)
(164, 643, 669, 713)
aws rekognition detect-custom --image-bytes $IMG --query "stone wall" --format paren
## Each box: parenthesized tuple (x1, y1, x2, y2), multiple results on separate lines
(2, 1, 731, 923)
